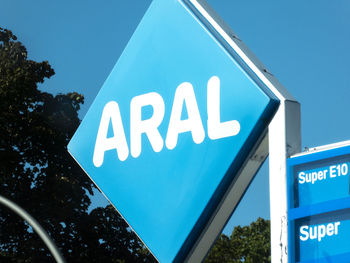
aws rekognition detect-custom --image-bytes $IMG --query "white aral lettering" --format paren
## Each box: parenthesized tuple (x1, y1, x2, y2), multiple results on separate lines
(93, 101, 129, 167)
(165, 82, 205, 150)
(207, 76, 240, 140)
(93, 76, 241, 167)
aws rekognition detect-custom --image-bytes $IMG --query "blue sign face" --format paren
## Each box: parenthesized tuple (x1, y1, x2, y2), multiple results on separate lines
(68, 0, 279, 262)
(295, 209, 350, 263)
(288, 143, 350, 263)
(292, 154, 350, 208)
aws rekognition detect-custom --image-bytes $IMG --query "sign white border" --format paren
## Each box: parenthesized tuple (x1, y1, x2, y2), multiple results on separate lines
(183, 1, 301, 262)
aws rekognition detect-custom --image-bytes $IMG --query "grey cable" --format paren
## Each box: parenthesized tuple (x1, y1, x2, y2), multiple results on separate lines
(0, 195, 66, 263)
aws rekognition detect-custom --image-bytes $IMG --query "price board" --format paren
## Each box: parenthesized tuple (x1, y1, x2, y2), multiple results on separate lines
(287, 141, 350, 263)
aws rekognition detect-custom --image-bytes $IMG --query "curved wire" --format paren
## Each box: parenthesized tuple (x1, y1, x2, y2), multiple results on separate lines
(0, 195, 66, 263)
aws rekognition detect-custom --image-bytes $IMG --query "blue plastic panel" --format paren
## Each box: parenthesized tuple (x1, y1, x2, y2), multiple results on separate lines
(288, 147, 350, 209)
(295, 209, 350, 263)
(68, 0, 279, 262)
(288, 144, 350, 263)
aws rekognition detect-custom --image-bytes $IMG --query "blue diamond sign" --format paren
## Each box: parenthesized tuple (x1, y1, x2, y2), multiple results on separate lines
(68, 0, 279, 262)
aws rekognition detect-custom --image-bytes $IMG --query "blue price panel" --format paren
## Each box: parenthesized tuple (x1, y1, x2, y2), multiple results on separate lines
(291, 208, 350, 263)
(288, 145, 350, 209)
(287, 143, 350, 263)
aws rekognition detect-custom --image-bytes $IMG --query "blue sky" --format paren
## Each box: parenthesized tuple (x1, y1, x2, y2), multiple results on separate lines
(1, 0, 350, 236)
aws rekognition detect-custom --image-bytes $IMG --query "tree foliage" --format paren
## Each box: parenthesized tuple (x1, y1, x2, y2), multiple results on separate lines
(205, 218, 271, 263)
(0, 27, 156, 263)
(0, 27, 271, 263)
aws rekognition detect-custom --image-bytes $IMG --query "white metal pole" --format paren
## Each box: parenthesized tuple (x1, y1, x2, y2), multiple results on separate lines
(269, 100, 301, 263)
(185, 2, 302, 261)
(0, 195, 66, 263)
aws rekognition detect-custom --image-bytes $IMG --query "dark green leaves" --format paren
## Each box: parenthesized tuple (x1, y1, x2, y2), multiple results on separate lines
(205, 218, 271, 263)
(0, 28, 155, 263)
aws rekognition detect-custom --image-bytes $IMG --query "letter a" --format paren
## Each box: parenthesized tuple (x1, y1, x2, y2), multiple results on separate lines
(166, 82, 205, 150)
(93, 101, 129, 167)
(207, 76, 240, 140)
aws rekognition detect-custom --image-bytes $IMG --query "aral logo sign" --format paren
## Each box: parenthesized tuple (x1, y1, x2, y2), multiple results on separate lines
(93, 76, 240, 166)
(68, 0, 279, 262)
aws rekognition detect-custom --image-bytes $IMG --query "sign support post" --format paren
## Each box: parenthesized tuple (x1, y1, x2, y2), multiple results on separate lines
(214, 14, 302, 259)
(269, 99, 301, 263)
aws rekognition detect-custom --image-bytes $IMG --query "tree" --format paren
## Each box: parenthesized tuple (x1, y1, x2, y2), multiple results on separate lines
(205, 218, 271, 263)
(0, 27, 156, 263)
